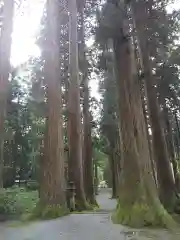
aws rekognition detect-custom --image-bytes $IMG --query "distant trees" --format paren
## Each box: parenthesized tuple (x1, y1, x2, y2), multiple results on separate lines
(68, 0, 88, 209)
(0, 0, 14, 188)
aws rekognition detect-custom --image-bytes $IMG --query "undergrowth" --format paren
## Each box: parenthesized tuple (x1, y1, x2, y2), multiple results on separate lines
(0, 187, 38, 220)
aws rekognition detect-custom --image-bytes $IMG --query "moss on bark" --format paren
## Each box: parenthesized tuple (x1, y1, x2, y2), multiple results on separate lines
(31, 203, 69, 220)
(113, 200, 176, 228)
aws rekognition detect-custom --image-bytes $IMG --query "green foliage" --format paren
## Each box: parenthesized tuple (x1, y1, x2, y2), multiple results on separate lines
(0, 190, 10, 215)
(0, 188, 38, 218)
(3, 61, 45, 189)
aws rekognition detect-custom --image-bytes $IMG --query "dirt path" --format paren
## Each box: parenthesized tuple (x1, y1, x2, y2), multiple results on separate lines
(0, 189, 179, 240)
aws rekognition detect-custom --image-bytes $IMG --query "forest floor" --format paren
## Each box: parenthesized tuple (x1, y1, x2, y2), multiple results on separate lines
(0, 189, 179, 240)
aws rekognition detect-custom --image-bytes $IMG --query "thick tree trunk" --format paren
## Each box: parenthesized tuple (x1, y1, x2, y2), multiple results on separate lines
(132, 22, 157, 186)
(131, 1, 175, 209)
(112, 2, 173, 228)
(83, 82, 96, 204)
(109, 140, 121, 199)
(115, 140, 122, 194)
(94, 159, 98, 195)
(0, 0, 14, 188)
(174, 111, 180, 160)
(109, 148, 116, 198)
(163, 105, 180, 191)
(141, 95, 157, 186)
(77, 0, 96, 205)
(68, 0, 87, 210)
(39, 0, 66, 213)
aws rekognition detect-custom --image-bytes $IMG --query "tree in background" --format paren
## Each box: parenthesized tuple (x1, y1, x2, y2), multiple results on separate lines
(68, 0, 88, 210)
(98, 48, 121, 198)
(0, 0, 14, 188)
(78, 0, 97, 205)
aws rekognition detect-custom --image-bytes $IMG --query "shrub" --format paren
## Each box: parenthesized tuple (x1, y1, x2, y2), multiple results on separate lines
(0, 190, 9, 214)
(0, 188, 38, 219)
(0, 189, 22, 217)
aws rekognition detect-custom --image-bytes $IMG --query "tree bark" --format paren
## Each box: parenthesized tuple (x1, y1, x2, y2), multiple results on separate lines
(0, 0, 14, 188)
(132, 21, 157, 186)
(83, 82, 96, 204)
(141, 94, 157, 186)
(163, 105, 180, 191)
(94, 159, 98, 195)
(109, 138, 121, 199)
(68, 0, 87, 210)
(174, 111, 180, 160)
(112, 1, 173, 227)
(39, 0, 66, 209)
(131, 0, 175, 209)
(77, 0, 96, 205)
(109, 148, 117, 198)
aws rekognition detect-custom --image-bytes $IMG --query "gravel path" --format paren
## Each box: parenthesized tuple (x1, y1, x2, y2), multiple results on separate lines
(0, 189, 179, 240)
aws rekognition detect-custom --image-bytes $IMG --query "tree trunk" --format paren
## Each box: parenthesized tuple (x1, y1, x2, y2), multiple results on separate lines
(141, 95, 157, 186)
(109, 148, 117, 198)
(114, 138, 122, 195)
(163, 105, 180, 191)
(0, 0, 14, 188)
(83, 82, 96, 204)
(68, 0, 87, 210)
(174, 111, 180, 160)
(109, 138, 121, 199)
(132, 22, 157, 186)
(131, 0, 175, 209)
(94, 159, 98, 195)
(39, 0, 66, 213)
(77, 0, 96, 205)
(112, 1, 173, 227)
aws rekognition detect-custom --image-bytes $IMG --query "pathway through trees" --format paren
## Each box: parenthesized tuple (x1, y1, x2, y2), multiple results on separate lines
(0, 189, 178, 240)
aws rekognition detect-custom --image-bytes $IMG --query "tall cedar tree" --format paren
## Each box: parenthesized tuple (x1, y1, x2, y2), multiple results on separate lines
(100, 53, 121, 198)
(39, 0, 66, 209)
(111, 0, 174, 228)
(68, 0, 88, 210)
(131, 0, 176, 209)
(78, 0, 97, 205)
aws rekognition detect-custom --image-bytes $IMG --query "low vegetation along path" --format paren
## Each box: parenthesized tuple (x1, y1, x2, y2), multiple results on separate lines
(0, 189, 178, 240)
